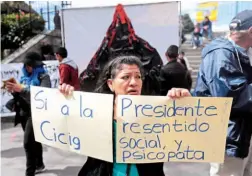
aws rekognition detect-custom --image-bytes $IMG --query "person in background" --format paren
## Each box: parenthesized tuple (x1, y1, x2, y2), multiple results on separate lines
(179, 15, 186, 44)
(55, 47, 80, 90)
(40, 43, 56, 61)
(194, 10, 252, 176)
(53, 10, 61, 30)
(192, 22, 203, 49)
(200, 16, 213, 40)
(59, 55, 191, 176)
(178, 51, 193, 73)
(159, 45, 192, 95)
(5, 52, 51, 176)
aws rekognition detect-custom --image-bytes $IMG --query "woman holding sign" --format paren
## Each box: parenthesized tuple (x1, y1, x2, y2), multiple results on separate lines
(60, 55, 191, 176)
(5, 52, 51, 176)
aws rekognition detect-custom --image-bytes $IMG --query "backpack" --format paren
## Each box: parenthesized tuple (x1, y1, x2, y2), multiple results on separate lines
(79, 4, 163, 95)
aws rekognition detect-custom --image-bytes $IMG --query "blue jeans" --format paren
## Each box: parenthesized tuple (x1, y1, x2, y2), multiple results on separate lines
(201, 27, 213, 40)
(192, 35, 202, 47)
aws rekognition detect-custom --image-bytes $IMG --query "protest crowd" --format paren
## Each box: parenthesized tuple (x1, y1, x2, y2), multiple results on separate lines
(1, 3, 252, 176)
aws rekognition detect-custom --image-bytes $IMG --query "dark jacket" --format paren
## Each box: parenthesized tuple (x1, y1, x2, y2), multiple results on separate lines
(59, 58, 80, 91)
(178, 58, 188, 70)
(78, 157, 164, 176)
(159, 59, 192, 95)
(202, 20, 212, 29)
(194, 37, 252, 158)
(7, 73, 51, 126)
(54, 13, 61, 30)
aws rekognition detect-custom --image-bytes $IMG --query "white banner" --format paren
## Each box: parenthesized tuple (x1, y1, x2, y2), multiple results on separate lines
(62, 2, 179, 72)
(1, 61, 60, 117)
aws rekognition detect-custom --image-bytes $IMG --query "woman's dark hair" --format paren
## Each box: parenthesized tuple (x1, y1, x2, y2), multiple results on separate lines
(95, 55, 144, 94)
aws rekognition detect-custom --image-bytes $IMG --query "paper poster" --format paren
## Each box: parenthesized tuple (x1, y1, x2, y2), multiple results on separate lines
(116, 96, 232, 163)
(30, 86, 114, 162)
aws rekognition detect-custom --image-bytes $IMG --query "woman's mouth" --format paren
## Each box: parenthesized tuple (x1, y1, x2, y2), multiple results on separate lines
(127, 89, 139, 95)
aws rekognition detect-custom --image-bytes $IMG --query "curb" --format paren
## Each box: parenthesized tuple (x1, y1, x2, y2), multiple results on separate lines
(1, 116, 15, 123)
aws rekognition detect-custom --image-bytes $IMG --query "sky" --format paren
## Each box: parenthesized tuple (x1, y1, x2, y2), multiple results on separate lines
(71, 0, 198, 11)
(71, 0, 198, 21)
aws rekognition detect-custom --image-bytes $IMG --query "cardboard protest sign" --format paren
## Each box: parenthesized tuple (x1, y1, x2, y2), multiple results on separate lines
(116, 96, 232, 163)
(30, 86, 114, 162)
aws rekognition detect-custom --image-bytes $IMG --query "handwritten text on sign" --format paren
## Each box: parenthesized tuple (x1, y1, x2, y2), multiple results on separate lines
(30, 86, 113, 162)
(116, 96, 232, 163)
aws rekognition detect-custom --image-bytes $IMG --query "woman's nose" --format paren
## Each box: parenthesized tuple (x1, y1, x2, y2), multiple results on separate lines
(129, 77, 137, 86)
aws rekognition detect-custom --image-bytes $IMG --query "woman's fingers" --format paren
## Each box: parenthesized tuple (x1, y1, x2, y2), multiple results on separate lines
(59, 83, 74, 96)
(175, 88, 181, 97)
(182, 89, 191, 97)
(65, 84, 72, 95)
(167, 88, 191, 99)
(69, 86, 74, 95)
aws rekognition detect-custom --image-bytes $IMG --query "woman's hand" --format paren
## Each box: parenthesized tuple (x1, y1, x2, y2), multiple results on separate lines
(6, 82, 24, 93)
(59, 83, 74, 96)
(167, 88, 191, 99)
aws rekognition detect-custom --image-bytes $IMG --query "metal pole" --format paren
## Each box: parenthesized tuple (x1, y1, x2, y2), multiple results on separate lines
(179, 1, 182, 47)
(29, 1, 32, 32)
(61, 8, 66, 47)
(47, 1, 50, 30)
(40, 8, 43, 16)
(17, 4, 21, 28)
(235, 1, 239, 15)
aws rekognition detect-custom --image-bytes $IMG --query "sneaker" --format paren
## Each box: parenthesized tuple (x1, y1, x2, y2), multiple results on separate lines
(35, 164, 46, 174)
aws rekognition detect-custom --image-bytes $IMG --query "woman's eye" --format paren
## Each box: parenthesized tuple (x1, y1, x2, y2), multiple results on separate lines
(122, 76, 129, 80)
(136, 75, 141, 79)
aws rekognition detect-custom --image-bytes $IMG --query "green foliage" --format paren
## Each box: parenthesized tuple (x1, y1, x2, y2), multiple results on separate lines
(182, 14, 195, 34)
(1, 13, 45, 52)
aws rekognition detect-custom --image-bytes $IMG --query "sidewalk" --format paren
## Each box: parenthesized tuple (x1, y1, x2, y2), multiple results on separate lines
(1, 123, 210, 176)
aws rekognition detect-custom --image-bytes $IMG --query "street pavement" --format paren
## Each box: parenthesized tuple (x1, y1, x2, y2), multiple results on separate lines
(1, 122, 210, 176)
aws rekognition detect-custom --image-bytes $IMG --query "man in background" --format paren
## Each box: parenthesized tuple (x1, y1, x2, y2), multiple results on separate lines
(201, 16, 213, 40)
(178, 51, 193, 73)
(54, 10, 61, 30)
(194, 10, 252, 176)
(55, 47, 80, 90)
(159, 45, 192, 95)
(40, 43, 55, 61)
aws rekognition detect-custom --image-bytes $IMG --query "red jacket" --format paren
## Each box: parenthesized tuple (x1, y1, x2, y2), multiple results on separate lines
(59, 58, 80, 90)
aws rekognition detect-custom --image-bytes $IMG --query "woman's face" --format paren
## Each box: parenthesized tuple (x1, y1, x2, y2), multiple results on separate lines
(107, 64, 142, 96)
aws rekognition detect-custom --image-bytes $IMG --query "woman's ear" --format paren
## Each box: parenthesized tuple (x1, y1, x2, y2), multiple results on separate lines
(249, 27, 252, 36)
(107, 79, 114, 92)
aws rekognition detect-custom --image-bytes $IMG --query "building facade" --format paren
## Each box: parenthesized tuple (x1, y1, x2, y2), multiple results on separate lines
(183, 1, 252, 31)
(213, 1, 252, 31)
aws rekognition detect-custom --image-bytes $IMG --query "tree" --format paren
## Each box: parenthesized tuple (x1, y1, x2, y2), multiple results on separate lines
(182, 14, 194, 34)
(1, 1, 38, 15)
(1, 1, 45, 60)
